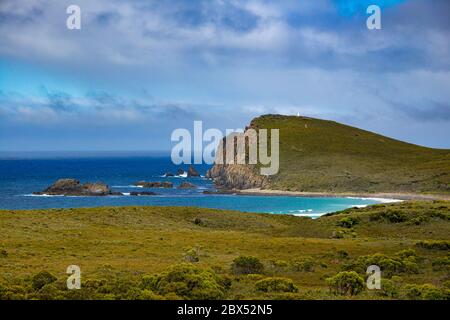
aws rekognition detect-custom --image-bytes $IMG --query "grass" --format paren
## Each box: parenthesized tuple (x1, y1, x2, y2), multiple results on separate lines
(0, 200, 449, 299)
(249, 115, 450, 194)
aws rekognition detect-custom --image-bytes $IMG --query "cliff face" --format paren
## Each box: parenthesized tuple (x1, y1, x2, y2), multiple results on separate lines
(206, 119, 269, 190)
(206, 163, 268, 190)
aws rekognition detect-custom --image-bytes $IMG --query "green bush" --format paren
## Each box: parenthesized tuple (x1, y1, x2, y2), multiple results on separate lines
(31, 271, 57, 291)
(141, 264, 225, 300)
(326, 271, 365, 296)
(409, 215, 429, 225)
(403, 284, 450, 300)
(290, 257, 315, 272)
(344, 250, 419, 277)
(184, 247, 200, 263)
(337, 217, 359, 228)
(0, 250, 8, 258)
(416, 240, 450, 251)
(378, 278, 400, 298)
(255, 277, 298, 293)
(369, 210, 407, 223)
(231, 256, 264, 275)
(336, 250, 349, 259)
(395, 249, 417, 259)
(431, 255, 450, 271)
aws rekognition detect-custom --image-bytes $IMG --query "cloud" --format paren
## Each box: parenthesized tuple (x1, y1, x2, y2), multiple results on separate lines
(0, 0, 448, 71)
(0, 0, 449, 149)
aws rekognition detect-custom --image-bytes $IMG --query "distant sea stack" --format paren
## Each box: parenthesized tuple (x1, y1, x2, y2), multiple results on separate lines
(207, 114, 450, 194)
(187, 165, 200, 177)
(33, 179, 122, 196)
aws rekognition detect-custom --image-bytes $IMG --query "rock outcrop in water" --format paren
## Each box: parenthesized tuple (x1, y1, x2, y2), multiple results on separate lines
(177, 182, 197, 189)
(33, 179, 122, 196)
(134, 181, 173, 188)
(130, 191, 157, 196)
(187, 165, 200, 177)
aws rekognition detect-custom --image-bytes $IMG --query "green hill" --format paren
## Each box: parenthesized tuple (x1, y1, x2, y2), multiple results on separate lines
(210, 115, 450, 194)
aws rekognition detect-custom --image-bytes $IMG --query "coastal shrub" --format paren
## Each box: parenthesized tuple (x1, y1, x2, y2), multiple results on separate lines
(369, 210, 407, 223)
(395, 249, 417, 259)
(343, 251, 418, 277)
(409, 215, 429, 225)
(444, 280, 450, 289)
(231, 256, 264, 275)
(416, 240, 450, 251)
(403, 284, 450, 300)
(31, 271, 57, 291)
(377, 278, 401, 298)
(0, 250, 7, 258)
(141, 264, 225, 300)
(337, 217, 359, 228)
(336, 250, 349, 259)
(255, 277, 298, 293)
(331, 230, 344, 239)
(290, 257, 315, 272)
(326, 271, 365, 296)
(268, 260, 288, 272)
(184, 247, 200, 263)
(0, 283, 27, 300)
(193, 218, 203, 226)
(431, 254, 450, 271)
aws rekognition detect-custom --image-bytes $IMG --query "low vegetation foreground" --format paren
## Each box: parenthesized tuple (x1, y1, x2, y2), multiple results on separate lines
(0, 201, 449, 300)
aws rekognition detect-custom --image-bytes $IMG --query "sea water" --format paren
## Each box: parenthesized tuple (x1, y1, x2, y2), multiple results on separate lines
(0, 152, 387, 217)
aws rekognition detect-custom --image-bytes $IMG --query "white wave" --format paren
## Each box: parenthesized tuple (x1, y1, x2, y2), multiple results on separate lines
(122, 193, 130, 196)
(112, 185, 143, 188)
(23, 194, 64, 197)
(347, 197, 403, 203)
(175, 172, 188, 178)
(270, 209, 315, 214)
(353, 204, 368, 208)
(293, 213, 323, 218)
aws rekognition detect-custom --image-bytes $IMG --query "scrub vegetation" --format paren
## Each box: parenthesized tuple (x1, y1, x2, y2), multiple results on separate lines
(0, 200, 449, 300)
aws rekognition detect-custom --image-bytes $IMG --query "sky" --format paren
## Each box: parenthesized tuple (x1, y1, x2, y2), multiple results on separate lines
(0, 0, 449, 151)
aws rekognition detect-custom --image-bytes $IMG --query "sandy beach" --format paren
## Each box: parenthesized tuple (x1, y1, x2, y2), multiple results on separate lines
(235, 188, 450, 201)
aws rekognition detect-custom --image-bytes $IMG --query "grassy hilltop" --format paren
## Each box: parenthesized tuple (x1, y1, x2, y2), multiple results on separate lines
(0, 201, 449, 300)
(241, 115, 450, 194)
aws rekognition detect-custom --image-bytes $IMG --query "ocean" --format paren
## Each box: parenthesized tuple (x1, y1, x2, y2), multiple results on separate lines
(0, 152, 386, 217)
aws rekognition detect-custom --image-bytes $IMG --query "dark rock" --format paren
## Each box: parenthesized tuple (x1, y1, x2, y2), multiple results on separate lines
(176, 168, 185, 176)
(33, 179, 119, 196)
(187, 165, 200, 177)
(164, 172, 174, 177)
(134, 181, 173, 188)
(130, 191, 157, 196)
(203, 189, 236, 195)
(206, 126, 269, 190)
(177, 182, 197, 189)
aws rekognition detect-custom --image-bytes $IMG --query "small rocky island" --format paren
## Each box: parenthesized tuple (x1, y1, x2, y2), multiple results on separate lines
(177, 182, 197, 189)
(187, 165, 200, 177)
(34, 179, 161, 196)
(33, 179, 122, 196)
(134, 181, 173, 188)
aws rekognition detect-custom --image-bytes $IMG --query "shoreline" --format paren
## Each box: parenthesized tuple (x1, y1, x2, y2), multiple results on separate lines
(232, 188, 450, 201)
